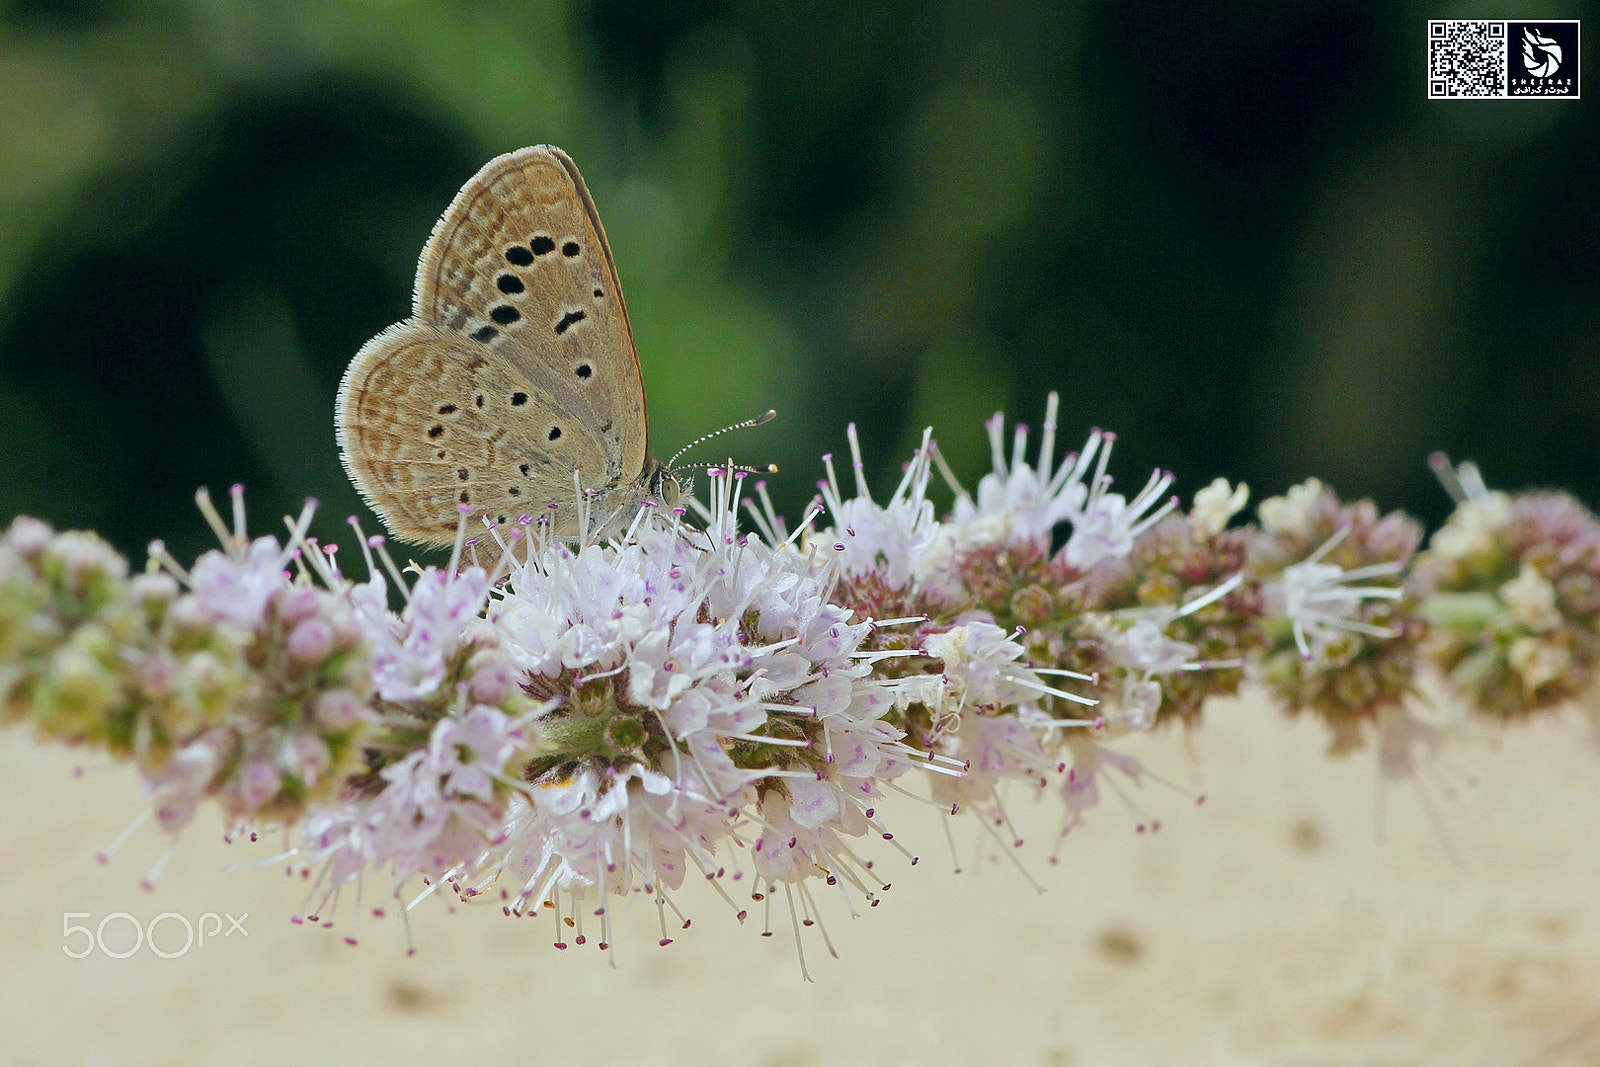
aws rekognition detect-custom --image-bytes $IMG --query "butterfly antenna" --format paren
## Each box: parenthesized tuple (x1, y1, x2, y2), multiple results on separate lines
(676, 461, 779, 476)
(667, 409, 777, 470)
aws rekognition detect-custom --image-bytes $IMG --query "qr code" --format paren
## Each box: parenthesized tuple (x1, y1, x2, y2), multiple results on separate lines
(1429, 21, 1507, 97)
(1429, 20, 1582, 99)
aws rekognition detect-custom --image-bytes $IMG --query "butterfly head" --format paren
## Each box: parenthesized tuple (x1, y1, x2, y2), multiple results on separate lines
(648, 461, 682, 509)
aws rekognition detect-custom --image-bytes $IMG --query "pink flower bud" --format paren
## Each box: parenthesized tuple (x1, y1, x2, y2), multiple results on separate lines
(238, 758, 281, 809)
(313, 689, 364, 729)
(469, 660, 514, 705)
(287, 619, 333, 664)
(5, 515, 53, 558)
(130, 572, 179, 607)
(140, 655, 175, 699)
(280, 732, 331, 788)
(167, 595, 211, 632)
(276, 586, 322, 623)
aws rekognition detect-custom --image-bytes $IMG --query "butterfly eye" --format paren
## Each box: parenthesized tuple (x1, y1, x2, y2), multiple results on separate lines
(654, 470, 681, 508)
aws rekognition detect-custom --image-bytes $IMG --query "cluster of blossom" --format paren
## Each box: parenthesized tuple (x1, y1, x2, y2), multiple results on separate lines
(3, 395, 1597, 963)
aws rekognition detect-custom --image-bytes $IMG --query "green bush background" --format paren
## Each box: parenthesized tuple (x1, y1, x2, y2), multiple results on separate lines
(0, 0, 1594, 564)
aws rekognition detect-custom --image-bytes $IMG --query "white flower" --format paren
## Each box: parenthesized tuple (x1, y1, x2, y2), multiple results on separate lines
(944, 392, 1095, 546)
(1427, 453, 1511, 561)
(1092, 575, 1241, 729)
(1107, 617, 1198, 675)
(1060, 440, 1177, 570)
(145, 735, 223, 831)
(1266, 527, 1403, 659)
(929, 708, 1055, 806)
(360, 566, 493, 703)
(187, 536, 289, 632)
(302, 805, 371, 889)
(429, 705, 522, 803)
(1120, 676, 1164, 731)
(1499, 562, 1561, 633)
(1190, 478, 1249, 536)
(1101, 618, 1197, 731)
(815, 426, 939, 591)
(924, 620, 1071, 714)
(920, 393, 1175, 573)
(918, 393, 1183, 596)
(365, 717, 512, 881)
(1258, 479, 1327, 539)
(1061, 733, 1149, 835)
(458, 472, 921, 918)
(499, 763, 696, 902)
(1508, 635, 1570, 694)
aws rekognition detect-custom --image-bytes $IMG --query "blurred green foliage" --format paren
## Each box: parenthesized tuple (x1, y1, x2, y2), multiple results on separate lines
(0, 0, 1594, 565)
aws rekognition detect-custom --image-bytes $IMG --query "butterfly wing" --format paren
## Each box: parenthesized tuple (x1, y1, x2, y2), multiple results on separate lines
(336, 146, 650, 548)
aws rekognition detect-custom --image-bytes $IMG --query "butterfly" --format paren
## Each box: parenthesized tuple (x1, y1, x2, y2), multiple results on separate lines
(335, 145, 677, 551)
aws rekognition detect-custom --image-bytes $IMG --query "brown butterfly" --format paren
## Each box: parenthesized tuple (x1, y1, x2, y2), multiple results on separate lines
(336, 145, 677, 550)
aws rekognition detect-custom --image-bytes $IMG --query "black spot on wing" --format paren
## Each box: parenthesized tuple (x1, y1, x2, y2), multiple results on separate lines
(555, 310, 586, 335)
